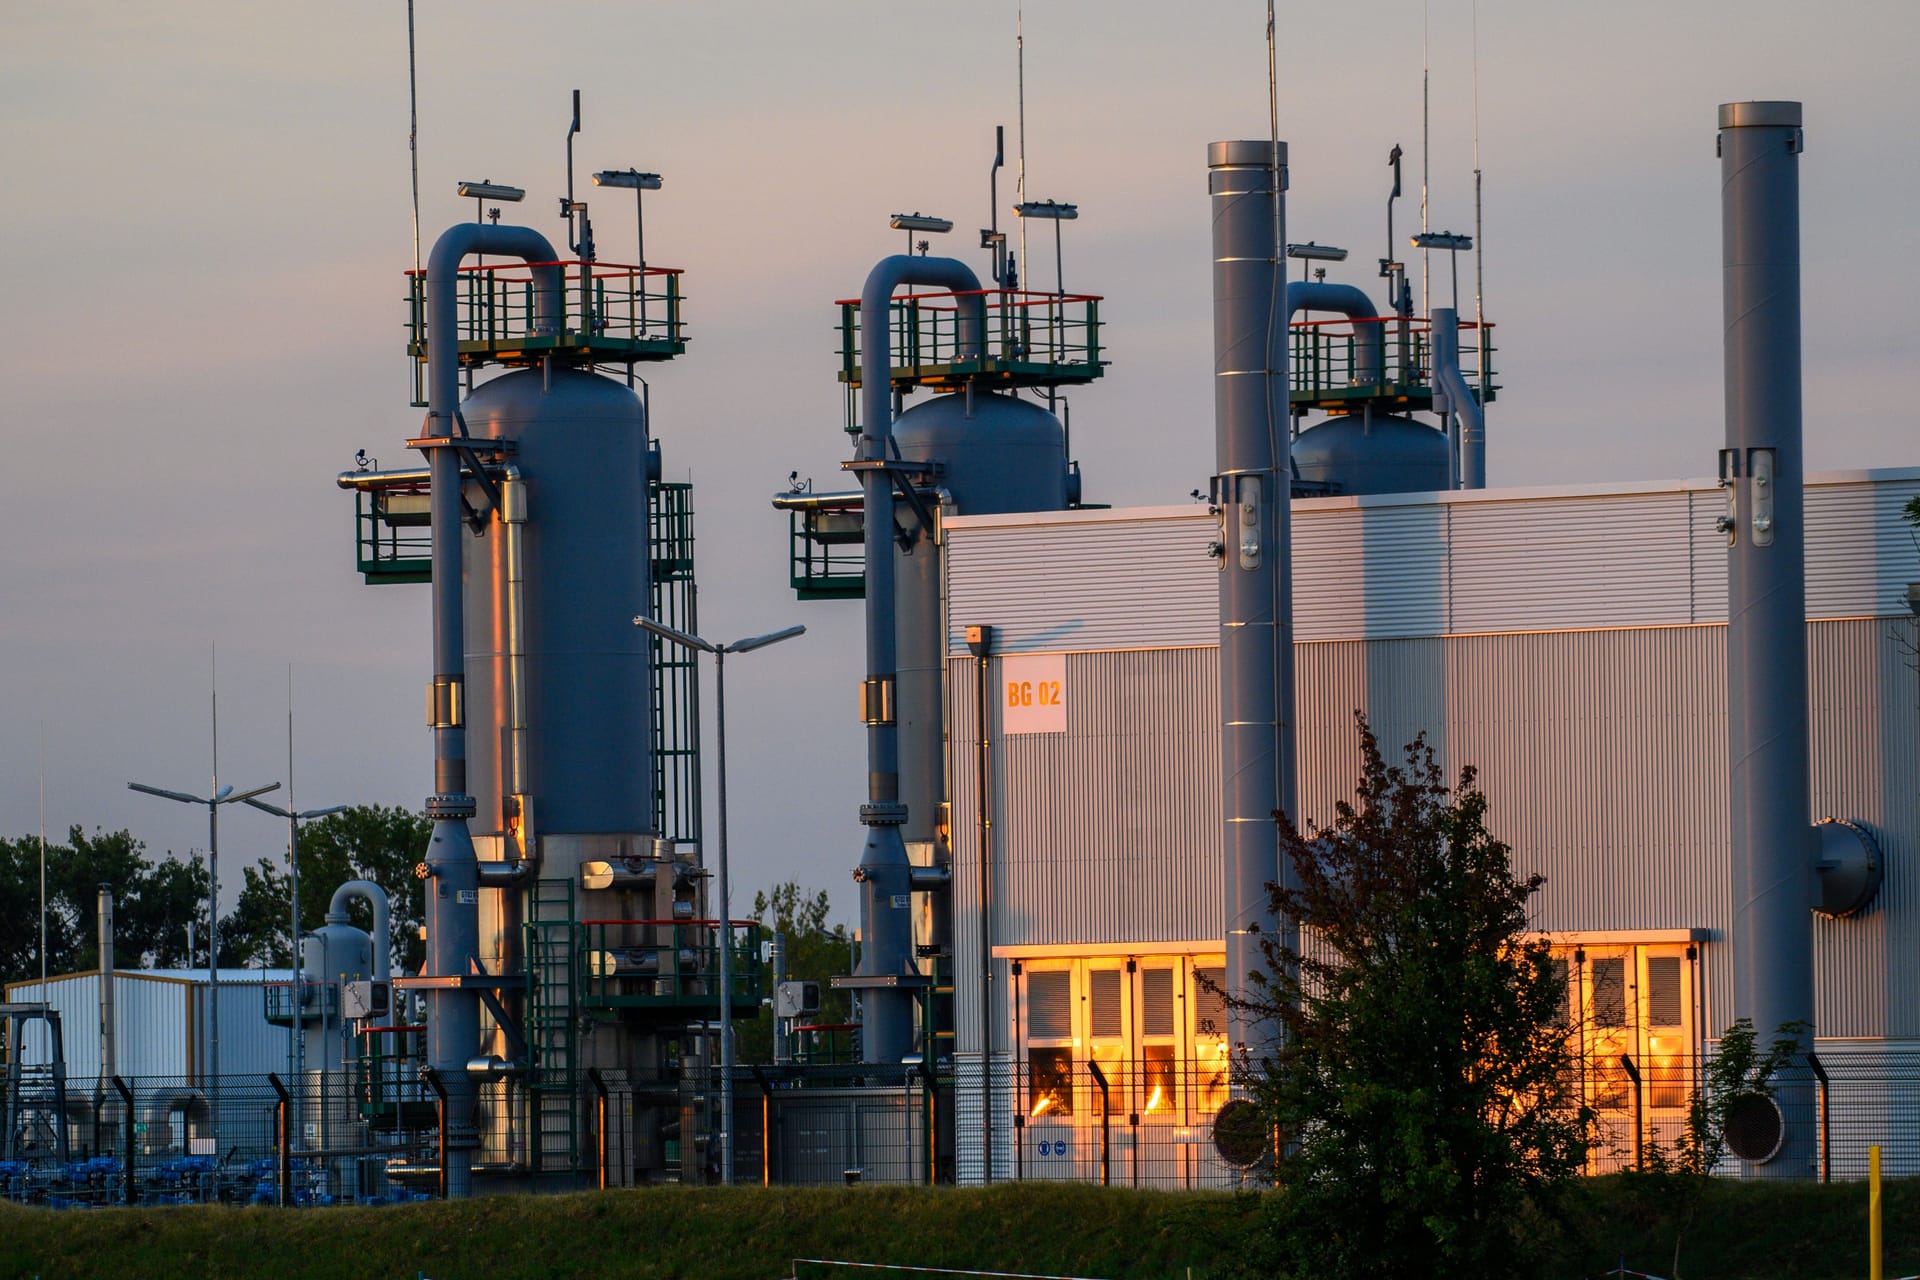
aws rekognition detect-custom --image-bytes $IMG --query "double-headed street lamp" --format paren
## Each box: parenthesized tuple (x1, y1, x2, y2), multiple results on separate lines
(128, 776, 279, 1131)
(632, 614, 805, 1186)
(244, 792, 347, 1139)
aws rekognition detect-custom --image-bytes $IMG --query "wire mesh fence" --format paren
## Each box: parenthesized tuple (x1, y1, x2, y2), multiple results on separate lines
(4, 1050, 1915, 1204)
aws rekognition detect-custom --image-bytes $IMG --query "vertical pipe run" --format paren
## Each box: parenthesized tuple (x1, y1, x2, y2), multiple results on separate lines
(1208, 140, 1294, 1066)
(1718, 100, 1814, 1176)
(421, 222, 562, 1197)
(853, 256, 984, 1066)
(97, 887, 115, 1089)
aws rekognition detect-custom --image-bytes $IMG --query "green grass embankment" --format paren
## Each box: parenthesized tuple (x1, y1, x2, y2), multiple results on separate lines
(0, 1177, 1912, 1280)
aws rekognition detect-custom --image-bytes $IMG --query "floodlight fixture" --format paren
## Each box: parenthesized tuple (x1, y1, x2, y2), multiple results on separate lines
(889, 212, 954, 234)
(1287, 241, 1349, 262)
(632, 614, 717, 654)
(1411, 231, 1473, 251)
(594, 169, 662, 191)
(457, 180, 525, 203)
(1015, 199, 1078, 221)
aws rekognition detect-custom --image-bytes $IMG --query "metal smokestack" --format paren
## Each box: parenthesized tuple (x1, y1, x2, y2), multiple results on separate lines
(1208, 140, 1294, 1062)
(1718, 99, 1814, 1174)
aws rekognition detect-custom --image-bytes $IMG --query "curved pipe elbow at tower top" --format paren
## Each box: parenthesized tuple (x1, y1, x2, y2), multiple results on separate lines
(326, 879, 393, 989)
(1286, 280, 1383, 387)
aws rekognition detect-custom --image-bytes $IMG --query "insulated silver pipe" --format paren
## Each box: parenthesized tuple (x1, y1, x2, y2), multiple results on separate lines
(1430, 307, 1485, 489)
(97, 887, 115, 1089)
(420, 222, 560, 1197)
(853, 255, 983, 1066)
(1719, 100, 1814, 1175)
(1209, 141, 1293, 1066)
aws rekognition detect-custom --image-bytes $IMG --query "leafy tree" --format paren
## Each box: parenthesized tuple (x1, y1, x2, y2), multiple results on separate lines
(735, 882, 854, 1064)
(0, 827, 210, 987)
(225, 805, 432, 974)
(1636, 1017, 1807, 1279)
(1238, 715, 1593, 1280)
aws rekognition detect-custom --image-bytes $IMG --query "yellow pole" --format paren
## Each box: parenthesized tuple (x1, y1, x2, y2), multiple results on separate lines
(1869, 1144, 1882, 1280)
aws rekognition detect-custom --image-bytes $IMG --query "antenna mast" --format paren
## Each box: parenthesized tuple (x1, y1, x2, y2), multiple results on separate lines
(1420, 0, 1430, 317)
(407, 0, 421, 277)
(1473, 0, 1486, 407)
(1016, 3, 1027, 289)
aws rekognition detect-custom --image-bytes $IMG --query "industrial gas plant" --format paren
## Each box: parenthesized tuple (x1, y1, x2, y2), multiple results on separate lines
(5, 84, 1916, 1208)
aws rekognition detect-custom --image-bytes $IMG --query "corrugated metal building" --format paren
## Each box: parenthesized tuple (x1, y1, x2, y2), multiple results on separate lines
(6, 969, 296, 1081)
(939, 468, 1920, 1183)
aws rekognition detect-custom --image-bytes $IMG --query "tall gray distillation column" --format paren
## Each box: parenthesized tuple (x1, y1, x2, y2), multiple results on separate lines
(1209, 141, 1293, 1063)
(420, 221, 561, 1197)
(1720, 101, 1815, 1172)
(852, 254, 985, 1066)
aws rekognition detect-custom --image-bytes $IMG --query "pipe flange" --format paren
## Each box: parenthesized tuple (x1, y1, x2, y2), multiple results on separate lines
(859, 802, 908, 827)
(1813, 818, 1881, 919)
(425, 793, 478, 820)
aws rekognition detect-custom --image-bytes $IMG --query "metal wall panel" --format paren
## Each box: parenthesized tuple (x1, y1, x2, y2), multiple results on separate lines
(944, 470, 1920, 656)
(944, 508, 1216, 655)
(1448, 492, 1694, 633)
(1805, 477, 1920, 621)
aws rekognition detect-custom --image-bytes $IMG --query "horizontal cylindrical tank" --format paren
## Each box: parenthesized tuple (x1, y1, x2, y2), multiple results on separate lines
(460, 366, 655, 838)
(1293, 413, 1449, 496)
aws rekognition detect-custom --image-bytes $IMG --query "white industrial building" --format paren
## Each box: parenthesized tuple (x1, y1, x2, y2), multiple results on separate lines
(938, 468, 1918, 1185)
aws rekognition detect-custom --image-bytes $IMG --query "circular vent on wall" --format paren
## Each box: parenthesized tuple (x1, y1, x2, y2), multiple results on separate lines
(1723, 1093, 1786, 1164)
(1212, 1098, 1271, 1168)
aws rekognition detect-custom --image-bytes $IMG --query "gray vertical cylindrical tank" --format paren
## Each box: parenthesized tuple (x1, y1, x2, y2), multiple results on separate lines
(1209, 140, 1293, 1064)
(1720, 99, 1814, 1175)
(1292, 412, 1449, 495)
(891, 390, 1069, 959)
(461, 366, 655, 842)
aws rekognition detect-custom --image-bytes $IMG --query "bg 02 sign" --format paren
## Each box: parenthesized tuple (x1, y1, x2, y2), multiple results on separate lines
(1001, 653, 1066, 735)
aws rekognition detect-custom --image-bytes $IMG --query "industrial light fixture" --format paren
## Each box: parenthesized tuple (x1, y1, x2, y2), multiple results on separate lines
(593, 169, 662, 192)
(1014, 200, 1078, 221)
(1411, 231, 1474, 311)
(457, 180, 525, 203)
(889, 212, 953, 233)
(1287, 241, 1348, 261)
(630, 614, 807, 1186)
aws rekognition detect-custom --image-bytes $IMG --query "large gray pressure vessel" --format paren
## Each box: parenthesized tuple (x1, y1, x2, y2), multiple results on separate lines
(1292, 413, 1450, 495)
(460, 366, 656, 840)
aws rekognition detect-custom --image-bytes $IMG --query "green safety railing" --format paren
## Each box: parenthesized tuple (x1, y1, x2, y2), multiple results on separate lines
(836, 288, 1104, 412)
(351, 483, 431, 583)
(352, 1025, 437, 1130)
(1287, 314, 1497, 411)
(406, 259, 687, 405)
(577, 918, 764, 1013)
(261, 981, 341, 1026)
(787, 502, 866, 600)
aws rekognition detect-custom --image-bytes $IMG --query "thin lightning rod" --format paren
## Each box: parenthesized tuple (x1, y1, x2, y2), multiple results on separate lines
(39, 721, 47, 991)
(1016, 2, 1027, 289)
(408, 0, 422, 278)
(1420, 0, 1430, 317)
(1473, 0, 1486, 408)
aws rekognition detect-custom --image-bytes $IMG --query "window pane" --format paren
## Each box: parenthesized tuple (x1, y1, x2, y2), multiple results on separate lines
(1089, 969, 1123, 1040)
(1193, 967, 1227, 1039)
(1142, 1045, 1176, 1116)
(1028, 1047, 1074, 1118)
(1591, 957, 1627, 1029)
(1027, 970, 1072, 1040)
(1646, 956, 1683, 1028)
(1141, 969, 1175, 1038)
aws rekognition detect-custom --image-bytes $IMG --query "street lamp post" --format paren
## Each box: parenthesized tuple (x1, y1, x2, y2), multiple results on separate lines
(632, 614, 805, 1186)
(129, 776, 278, 1140)
(244, 790, 347, 1150)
